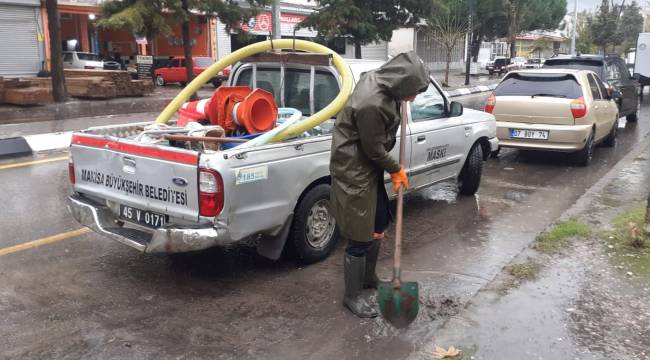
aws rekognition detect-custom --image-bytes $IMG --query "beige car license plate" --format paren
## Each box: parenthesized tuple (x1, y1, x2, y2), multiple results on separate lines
(510, 129, 549, 140)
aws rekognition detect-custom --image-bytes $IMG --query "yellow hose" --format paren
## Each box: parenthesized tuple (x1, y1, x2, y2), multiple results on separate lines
(155, 39, 353, 143)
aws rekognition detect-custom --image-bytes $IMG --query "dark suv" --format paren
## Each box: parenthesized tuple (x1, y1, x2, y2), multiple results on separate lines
(543, 54, 640, 121)
(487, 58, 511, 75)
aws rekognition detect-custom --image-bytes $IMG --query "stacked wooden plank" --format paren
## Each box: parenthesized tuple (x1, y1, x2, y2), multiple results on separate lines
(1, 77, 53, 105)
(63, 69, 153, 97)
(0, 69, 154, 105)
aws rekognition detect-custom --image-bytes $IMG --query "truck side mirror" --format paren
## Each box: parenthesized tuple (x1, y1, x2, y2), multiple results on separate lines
(449, 101, 463, 117)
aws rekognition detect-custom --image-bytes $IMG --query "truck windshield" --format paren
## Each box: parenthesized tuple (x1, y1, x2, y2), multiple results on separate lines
(494, 73, 583, 98)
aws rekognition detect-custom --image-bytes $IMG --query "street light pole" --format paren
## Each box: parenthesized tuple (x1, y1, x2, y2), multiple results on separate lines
(464, 0, 476, 86)
(272, 0, 281, 40)
(570, 0, 577, 55)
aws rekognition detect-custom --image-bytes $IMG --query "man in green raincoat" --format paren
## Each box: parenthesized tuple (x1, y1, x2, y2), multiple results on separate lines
(330, 52, 430, 318)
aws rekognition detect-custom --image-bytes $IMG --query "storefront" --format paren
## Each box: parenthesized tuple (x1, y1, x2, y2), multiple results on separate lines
(217, 6, 388, 61)
(0, 0, 45, 76)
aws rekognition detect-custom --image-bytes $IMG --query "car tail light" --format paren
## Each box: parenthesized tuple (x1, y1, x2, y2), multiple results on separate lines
(484, 94, 496, 113)
(571, 97, 587, 119)
(68, 157, 75, 184)
(198, 168, 224, 217)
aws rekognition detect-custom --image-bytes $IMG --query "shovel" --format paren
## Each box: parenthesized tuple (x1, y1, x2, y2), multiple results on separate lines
(378, 101, 419, 328)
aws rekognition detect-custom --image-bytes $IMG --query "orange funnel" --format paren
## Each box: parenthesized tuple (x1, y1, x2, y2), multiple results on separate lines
(233, 89, 278, 134)
(207, 86, 277, 134)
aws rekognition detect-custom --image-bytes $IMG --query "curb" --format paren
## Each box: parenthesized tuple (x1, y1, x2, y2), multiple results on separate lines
(0, 132, 72, 158)
(445, 83, 498, 98)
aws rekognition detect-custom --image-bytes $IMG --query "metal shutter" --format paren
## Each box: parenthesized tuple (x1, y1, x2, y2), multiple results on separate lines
(0, 4, 41, 77)
(361, 41, 388, 61)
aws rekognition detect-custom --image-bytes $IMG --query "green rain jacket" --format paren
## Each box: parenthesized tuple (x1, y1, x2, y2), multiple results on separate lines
(330, 51, 429, 242)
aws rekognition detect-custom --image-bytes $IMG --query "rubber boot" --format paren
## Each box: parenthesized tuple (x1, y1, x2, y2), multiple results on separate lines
(343, 254, 378, 318)
(363, 241, 380, 289)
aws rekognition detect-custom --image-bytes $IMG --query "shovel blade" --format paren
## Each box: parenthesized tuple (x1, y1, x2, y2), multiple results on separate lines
(377, 280, 419, 328)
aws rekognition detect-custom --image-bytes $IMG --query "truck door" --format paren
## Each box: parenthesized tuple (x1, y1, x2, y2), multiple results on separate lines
(408, 82, 465, 190)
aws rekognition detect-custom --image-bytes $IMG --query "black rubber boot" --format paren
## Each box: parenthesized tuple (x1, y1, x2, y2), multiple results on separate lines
(343, 254, 378, 318)
(363, 241, 380, 289)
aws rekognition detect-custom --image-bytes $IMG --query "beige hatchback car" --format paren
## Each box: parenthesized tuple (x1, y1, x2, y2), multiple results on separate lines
(485, 69, 619, 166)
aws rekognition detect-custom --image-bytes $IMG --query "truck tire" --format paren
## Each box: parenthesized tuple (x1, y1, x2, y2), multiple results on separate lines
(573, 130, 595, 167)
(290, 184, 339, 264)
(458, 144, 483, 196)
(626, 98, 640, 122)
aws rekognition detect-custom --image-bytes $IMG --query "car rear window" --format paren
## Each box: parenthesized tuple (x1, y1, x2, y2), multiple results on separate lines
(543, 59, 603, 74)
(494, 73, 583, 98)
(495, 59, 509, 66)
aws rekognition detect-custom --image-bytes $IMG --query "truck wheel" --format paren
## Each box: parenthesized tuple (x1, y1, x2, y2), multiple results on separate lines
(155, 75, 165, 86)
(290, 184, 339, 264)
(602, 116, 618, 147)
(458, 144, 483, 196)
(574, 130, 595, 166)
(626, 99, 640, 122)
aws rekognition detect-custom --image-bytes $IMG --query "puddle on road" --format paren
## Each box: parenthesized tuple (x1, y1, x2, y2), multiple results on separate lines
(414, 180, 459, 204)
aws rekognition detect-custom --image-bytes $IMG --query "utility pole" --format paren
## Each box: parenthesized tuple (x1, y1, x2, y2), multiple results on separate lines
(272, 0, 281, 40)
(570, 0, 577, 55)
(464, 0, 476, 86)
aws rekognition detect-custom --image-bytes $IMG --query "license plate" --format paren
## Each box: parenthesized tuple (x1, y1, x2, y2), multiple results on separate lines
(119, 205, 168, 228)
(510, 129, 549, 140)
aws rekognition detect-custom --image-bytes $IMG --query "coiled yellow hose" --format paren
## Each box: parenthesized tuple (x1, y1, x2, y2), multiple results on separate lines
(154, 39, 353, 143)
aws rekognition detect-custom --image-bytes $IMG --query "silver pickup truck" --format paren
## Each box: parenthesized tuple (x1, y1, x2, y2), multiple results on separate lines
(68, 58, 498, 263)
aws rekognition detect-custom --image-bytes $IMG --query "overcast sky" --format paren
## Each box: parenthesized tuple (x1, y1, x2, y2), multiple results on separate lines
(569, 0, 649, 12)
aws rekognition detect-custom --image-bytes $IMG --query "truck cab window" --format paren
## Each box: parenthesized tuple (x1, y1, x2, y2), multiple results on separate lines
(410, 82, 446, 122)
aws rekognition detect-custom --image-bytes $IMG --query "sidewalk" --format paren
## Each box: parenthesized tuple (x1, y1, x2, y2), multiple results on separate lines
(410, 136, 650, 359)
(430, 69, 501, 97)
(0, 86, 215, 126)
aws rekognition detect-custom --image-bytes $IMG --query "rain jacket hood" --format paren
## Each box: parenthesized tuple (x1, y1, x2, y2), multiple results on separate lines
(330, 52, 430, 242)
(375, 52, 430, 100)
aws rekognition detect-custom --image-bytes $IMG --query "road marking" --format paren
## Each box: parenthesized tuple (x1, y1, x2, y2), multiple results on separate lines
(0, 228, 90, 257)
(0, 156, 68, 171)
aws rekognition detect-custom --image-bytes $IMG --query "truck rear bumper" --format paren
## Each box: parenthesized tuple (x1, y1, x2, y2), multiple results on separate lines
(67, 194, 231, 253)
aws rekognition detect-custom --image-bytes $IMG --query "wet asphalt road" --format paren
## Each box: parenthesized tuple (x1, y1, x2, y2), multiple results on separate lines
(2, 93, 650, 359)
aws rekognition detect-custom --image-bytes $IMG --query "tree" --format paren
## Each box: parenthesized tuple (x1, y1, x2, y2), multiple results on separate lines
(502, 0, 567, 57)
(45, 0, 67, 102)
(298, 0, 434, 59)
(619, 1, 644, 52)
(590, 0, 623, 53)
(576, 11, 596, 54)
(99, 0, 269, 98)
(426, 0, 470, 86)
(530, 37, 551, 58)
(470, 0, 508, 60)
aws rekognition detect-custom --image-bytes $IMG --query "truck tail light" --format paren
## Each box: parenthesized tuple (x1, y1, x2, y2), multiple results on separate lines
(484, 94, 496, 114)
(571, 97, 587, 119)
(68, 157, 75, 184)
(198, 168, 224, 217)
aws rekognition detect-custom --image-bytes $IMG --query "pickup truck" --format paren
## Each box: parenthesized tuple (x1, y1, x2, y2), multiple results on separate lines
(67, 57, 498, 264)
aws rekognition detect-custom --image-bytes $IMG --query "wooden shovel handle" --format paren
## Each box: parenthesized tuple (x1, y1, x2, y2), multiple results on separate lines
(392, 102, 408, 287)
(164, 135, 248, 143)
